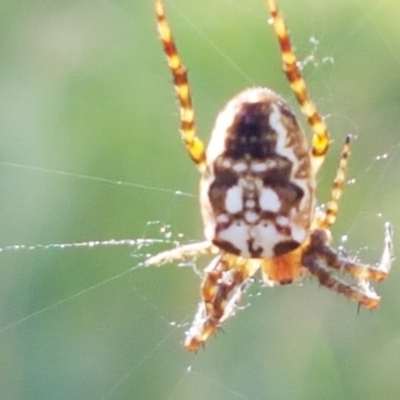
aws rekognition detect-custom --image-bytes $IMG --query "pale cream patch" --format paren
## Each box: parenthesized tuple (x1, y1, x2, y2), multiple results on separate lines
(232, 162, 248, 173)
(216, 214, 230, 224)
(269, 103, 297, 164)
(259, 188, 281, 212)
(251, 223, 287, 258)
(245, 87, 276, 103)
(290, 224, 307, 243)
(218, 221, 249, 255)
(207, 99, 239, 164)
(238, 177, 255, 191)
(276, 215, 289, 226)
(245, 199, 256, 208)
(225, 186, 243, 213)
(245, 211, 259, 223)
(254, 177, 264, 190)
(250, 162, 268, 172)
(221, 159, 233, 169)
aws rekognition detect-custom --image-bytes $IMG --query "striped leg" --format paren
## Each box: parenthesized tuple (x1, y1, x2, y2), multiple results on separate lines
(145, 241, 215, 267)
(303, 225, 394, 310)
(184, 254, 259, 351)
(267, 0, 330, 174)
(156, 0, 206, 171)
(319, 135, 351, 229)
(304, 258, 381, 309)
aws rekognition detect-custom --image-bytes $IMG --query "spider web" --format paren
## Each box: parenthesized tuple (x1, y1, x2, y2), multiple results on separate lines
(1, 0, 400, 399)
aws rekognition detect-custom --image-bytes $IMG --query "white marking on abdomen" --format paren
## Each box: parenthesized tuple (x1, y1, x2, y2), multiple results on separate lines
(250, 162, 268, 172)
(290, 224, 307, 243)
(225, 186, 243, 213)
(245, 199, 256, 208)
(232, 162, 248, 173)
(251, 223, 286, 258)
(218, 221, 249, 255)
(269, 103, 297, 164)
(259, 188, 281, 212)
(245, 211, 259, 223)
(216, 214, 230, 223)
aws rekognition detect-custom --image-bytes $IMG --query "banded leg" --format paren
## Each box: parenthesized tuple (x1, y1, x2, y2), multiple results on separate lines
(307, 225, 393, 281)
(319, 135, 351, 229)
(156, 0, 206, 171)
(145, 240, 215, 266)
(267, 0, 330, 173)
(185, 254, 259, 351)
(303, 225, 394, 309)
(304, 258, 381, 309)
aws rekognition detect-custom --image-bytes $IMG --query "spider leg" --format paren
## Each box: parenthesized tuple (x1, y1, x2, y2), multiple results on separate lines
(185, 254, 259, 351)
(308, 224, 393, 281)
(267, 0, 330, 174)
(303, 224, 394, 309)
(156, 0, 206, 171)
(303, 257, 381, 309)
(318, 135, 351, 229)
(145, 240, 216, 267)
(336, 222, 394, 282)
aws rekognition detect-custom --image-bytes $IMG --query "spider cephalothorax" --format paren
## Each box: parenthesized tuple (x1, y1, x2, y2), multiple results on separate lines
(146, 0, 394, 351)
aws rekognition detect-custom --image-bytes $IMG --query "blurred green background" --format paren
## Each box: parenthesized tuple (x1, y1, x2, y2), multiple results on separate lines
(0, 0, 400, 399)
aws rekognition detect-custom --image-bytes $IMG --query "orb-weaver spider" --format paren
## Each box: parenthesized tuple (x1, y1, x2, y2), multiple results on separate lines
(146, 0, 394, 351)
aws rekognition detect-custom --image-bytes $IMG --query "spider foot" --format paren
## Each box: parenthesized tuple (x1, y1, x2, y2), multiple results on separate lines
(340, 221, 394, 283)
(184, 303, 218, 352)
(372, 222, 394, 281)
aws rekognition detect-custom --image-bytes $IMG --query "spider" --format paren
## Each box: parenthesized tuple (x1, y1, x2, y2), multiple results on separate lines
(146, 0, 394, 351)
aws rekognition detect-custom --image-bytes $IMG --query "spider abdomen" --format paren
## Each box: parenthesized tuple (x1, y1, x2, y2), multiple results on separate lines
(201, 88, 316, 258)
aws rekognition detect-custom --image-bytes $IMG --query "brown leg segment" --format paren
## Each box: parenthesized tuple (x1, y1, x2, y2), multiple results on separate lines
(304, 258, 381, 309)
(156, 0, 206, 171)
(266, 0, 330, 173)
(184, 254, 259, 351)
(302, 226, 394, 309)
(319, 136, 351, 229)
